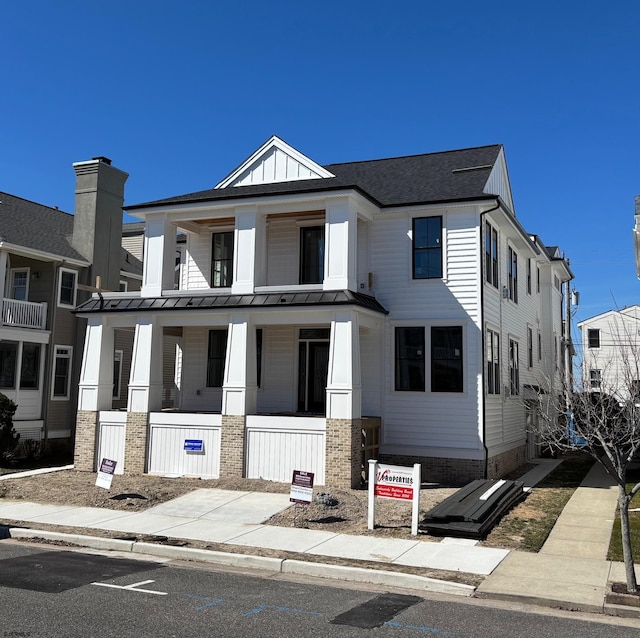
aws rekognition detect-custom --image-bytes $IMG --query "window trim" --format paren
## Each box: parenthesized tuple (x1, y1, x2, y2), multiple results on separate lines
(394, 326, 425, 392)
(527, 327, 533, 368)
(509, 339, 519, 396)
(413, 216, 443, 280)
(431, 325, 463, 393)
(485, 222, 498, 288)
(486, 327, 500, 395)
(206, 329, 228, 388)
(51, 345, 73, 400)
(589, 368, 602, 388)
(299, 224, 325, 285)
(211, 230, 234, 288)
(587, 328, 600, 349)
(0, 341, 18, 389)
(526, 259, 532, 295)
(507, 246, 518, 303)
(57, 268, 77, 308)
(9, 267, 30, 301)
(20, 342, 41, 390)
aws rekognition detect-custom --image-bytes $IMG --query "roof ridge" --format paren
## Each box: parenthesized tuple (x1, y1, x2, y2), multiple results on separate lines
(323, 143, 503, 168)
(0, 191, 73, 217)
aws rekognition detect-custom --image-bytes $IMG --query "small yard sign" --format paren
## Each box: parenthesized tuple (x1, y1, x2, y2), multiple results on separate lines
(368, 460, 421, 535)
(95, 458, 117, 490)
(184, 439, 204, 453)
(290, 470, 314, 504)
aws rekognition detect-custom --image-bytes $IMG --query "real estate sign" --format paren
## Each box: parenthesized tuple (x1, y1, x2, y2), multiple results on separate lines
(290, 470, 314, 504)
(96, 458, 117, 490)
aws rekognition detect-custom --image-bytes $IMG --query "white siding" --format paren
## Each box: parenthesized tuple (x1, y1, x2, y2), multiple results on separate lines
(180, 326, 223, 411)
(360, 325, 382, 415)
(266, 219, 299, 286)
(185, 232, 211, 290)
(256, 326, 297, 413)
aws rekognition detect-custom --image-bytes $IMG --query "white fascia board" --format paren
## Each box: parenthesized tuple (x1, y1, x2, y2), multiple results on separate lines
(215, 135, 334, 189)
(0, 242, 90, 267)
(0, 326, 50, 344)
(380, 198, 495, 215)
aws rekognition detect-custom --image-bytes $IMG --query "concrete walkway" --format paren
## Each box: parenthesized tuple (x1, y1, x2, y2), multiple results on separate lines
(478, 462, 640, 616)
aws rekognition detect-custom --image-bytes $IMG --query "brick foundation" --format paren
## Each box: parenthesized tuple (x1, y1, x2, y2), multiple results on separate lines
(124, 412, 149, 474)
(220, 415, 245, 478)
(73, 410, 99, 472)
(486, 445, 527, 479)
(325, 418, 362, 489)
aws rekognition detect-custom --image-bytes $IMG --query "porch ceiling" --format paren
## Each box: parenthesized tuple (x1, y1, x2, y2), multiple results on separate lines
(74, 290, 388, 315)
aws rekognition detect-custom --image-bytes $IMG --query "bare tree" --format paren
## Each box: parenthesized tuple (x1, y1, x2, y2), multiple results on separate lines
(534, 314, 640, 593)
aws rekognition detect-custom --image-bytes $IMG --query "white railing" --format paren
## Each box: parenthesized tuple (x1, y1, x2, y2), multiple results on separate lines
(2, 298, 47, 329)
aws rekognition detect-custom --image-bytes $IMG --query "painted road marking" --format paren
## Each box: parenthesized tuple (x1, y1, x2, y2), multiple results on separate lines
(92, 579, 167, 595)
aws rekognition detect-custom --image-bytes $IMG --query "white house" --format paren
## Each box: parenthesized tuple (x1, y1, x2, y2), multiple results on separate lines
(578, 305, 640, 400)
(74, 137, 573, 487)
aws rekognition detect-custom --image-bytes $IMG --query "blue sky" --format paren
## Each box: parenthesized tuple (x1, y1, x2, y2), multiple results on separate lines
(2, 1, 639, 343)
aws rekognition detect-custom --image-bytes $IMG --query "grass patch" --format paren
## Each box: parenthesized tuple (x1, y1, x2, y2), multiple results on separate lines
(607, 467, 640, 562)
(483, 454, 594, 552)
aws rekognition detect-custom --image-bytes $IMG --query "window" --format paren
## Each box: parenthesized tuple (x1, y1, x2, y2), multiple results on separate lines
(58, 268, 77, 308)
(536, 264, 540, 294)
(485, 222, 498, 288)
(431, 326, 463, 392)
(395, 327, 425, 391)
(509, 340, 519, 396)
(10, 268, 29, 301)
(206, 330, 228, 387)
(588, 329, 600, 348)
(526, 259, 532, 295)
(507, 247, 518, 303)
(487, 328, 500, 395)
(589, 369, 602, 388)
(413, 217, 443, 279)
(0, 342, 17, 389)
(538, 330, 542, 361)
(300, 226, 325, 284)
(211, 231, 234, 287)
(20, 343, 40, 389)
(52, 346, 72, 399)
(113, 350, 123, 398)
(256, 328, 263, 389)
(527, 327, 533, 368)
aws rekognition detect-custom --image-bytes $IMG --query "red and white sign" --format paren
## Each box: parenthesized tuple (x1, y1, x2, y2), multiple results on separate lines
(374, 464, 415, 501)
(290, 470, 314, 504)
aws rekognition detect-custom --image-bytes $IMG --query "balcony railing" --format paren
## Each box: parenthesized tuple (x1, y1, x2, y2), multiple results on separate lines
(2, 298, 47, 330)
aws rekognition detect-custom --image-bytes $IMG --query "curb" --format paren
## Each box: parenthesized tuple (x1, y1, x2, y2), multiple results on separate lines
(7, 527, 475, 597)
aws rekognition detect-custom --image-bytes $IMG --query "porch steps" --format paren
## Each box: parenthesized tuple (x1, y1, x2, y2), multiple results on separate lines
(421, 479, 525, 539)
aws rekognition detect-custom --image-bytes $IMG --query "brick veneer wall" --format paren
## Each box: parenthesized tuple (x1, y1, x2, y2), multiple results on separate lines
(220, 415, 245, 478)
(124, 412, 149, 474)
(486, 444, 526, 479)
(325, 418, 361, 489)
(74, 410, 99, 471)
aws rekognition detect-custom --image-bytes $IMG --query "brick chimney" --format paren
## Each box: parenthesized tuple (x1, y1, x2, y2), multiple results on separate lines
(72, 157, 128, 292)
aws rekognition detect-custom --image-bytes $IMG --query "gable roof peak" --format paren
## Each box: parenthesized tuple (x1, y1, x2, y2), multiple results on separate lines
(215, 135, 334, 189)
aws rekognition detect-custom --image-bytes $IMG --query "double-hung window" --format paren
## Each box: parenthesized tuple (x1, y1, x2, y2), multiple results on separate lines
(486, 328, 500, 395)
(507, 247, 518, 303)
(211, 231, 234, 288)
(395, 327, 425, 391)
(20, 343, 40, 389)
(589, 369, 601, 388)
(527, 327, 533, 368)
(509, 339, 519, 396)
(413, 217, 442, 279)
(431, 326, 463, 392)
(58, 268, 77, 308)
(526, 259, 532, 295)
(10, 269, 29, 301)
(300, 226, 325, 285)
(587, 329, 600, 349)
(485, 222, 498, 287)
(52, 346, 72, 399)
(113, 350, 123, 399)
(206, 329, 228, 387)
(0, 342, 17, 389)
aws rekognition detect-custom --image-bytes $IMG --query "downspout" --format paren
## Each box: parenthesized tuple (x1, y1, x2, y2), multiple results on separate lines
(479, 200, 501, 479)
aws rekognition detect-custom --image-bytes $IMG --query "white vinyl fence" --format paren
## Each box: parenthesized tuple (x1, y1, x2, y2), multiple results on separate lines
(245, 416, 326, 485)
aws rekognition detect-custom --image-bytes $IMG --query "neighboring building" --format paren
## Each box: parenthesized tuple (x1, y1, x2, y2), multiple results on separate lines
(578, 305, 640, 401)
(0, 157, 141, 453)
(74, 137, 572, 486)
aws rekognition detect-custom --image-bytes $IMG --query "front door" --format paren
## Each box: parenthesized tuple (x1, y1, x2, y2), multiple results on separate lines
(298, 329, 330, 413)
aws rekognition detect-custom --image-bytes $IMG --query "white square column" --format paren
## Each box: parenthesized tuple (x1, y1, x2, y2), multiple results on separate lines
(0, 251, 7, 313)
(78, 317, 115, 411)
(222, 314, 257, 416)
(232, 208, 263, 294)
(323, 198, 358, 291)
(142, 215, 176, 297)
(127, 319, 163, 412)
(326, 310, 362, 419)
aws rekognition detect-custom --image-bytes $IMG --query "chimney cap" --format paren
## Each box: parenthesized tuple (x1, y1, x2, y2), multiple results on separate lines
(91, 156, 112, 165)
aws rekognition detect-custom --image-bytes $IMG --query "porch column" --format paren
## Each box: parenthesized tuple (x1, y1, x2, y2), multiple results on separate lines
(0, 250, 6, 320)
(323, 198, 358, 291)
(74, 317, 115, 471)
(125, 318, 163, 473)
(141, 214, 175, 297)
(325, 310, 362, 488)
(220, 314, 256, 477)
(232, 208, 263, 294)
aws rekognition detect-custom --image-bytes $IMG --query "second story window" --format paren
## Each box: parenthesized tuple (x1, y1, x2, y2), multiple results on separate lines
(487, 328, 500, 395)
(507, 247, 518, 303)
(58, 268, 77, 308)
(413, 217, 442, 279)
(10, 269, 29, 300)
(526, 259, 532, 295)
(509, 339, 519, 396)
(588, 329, 600, 348)
(300, 226, 325, 285)
(211, 231, 234, 288)
(485, 222, 498, 287)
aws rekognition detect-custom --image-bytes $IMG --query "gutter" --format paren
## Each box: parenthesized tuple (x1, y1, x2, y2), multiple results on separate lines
(479, 199, 501, 479)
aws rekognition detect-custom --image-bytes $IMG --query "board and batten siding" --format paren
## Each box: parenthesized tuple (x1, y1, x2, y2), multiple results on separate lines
(372, 206, 484, 458)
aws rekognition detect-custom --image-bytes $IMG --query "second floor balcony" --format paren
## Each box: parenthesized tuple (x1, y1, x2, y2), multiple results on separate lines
(2, 298, 47, 330)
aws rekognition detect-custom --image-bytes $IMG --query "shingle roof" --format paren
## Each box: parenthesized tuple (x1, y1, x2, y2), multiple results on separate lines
(76, 290, 388, 315)
(126, 144, 503, 210)
(0, 191, 142, 275)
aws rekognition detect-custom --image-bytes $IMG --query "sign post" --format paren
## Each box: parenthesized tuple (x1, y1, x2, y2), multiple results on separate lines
(368, 460, 421, 535)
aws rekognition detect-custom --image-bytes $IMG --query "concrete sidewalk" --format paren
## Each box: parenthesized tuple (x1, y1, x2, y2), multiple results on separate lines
(477, 462, 640, 616)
